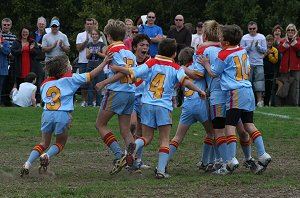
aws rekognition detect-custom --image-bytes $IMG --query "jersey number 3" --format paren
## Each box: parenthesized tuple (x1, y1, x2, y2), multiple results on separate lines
(46, 86, 61, 110)
(234, 53, 249, 81)
(149, 74, 166, 98)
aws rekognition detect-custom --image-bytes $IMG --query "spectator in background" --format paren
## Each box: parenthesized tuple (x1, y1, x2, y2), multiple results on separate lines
(42, 19, 70, 61)
(124, 26, 139, 50)
(86, 29, 106, 107)
(93, 18, 108, 46)
(272, 24, 284, 48)
(241, 21, 267, 107)
(276, 24, 300, 106)
(167, 15, 192, 61)
(1, 17, 16, 106)
(11, 72, 37, 107)
(76, 18, 94, 107)
(263, 34, 278, 106)
(191, 21, 203, 51)
(11, 26, 38, 87)
(0, 29, 11, 105)
(32, 16, 47, 107)
(139, 11, 163, 57)
(124, 18, 134, 40)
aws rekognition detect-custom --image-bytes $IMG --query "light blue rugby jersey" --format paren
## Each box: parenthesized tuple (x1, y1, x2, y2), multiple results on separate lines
(209, 46, 252, 91)
(106, 42, 137, 92)
(41, 73, 90, 111)
(129, 55, 187, 111)
(134, 57, 150, 96)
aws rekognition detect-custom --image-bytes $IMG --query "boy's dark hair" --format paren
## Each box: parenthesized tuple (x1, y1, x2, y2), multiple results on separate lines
(132, 34, 150, 52)
(45, 55, 70, 78)
(158, 38, 177, 57)
(104, 19, 126, 41)
(178, 47, 194, 65)
(221, 24, 243, 45)
(24, 72, 37, 83)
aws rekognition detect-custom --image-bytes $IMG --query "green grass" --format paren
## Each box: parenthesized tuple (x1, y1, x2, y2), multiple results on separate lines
(0, 105, 300, 197)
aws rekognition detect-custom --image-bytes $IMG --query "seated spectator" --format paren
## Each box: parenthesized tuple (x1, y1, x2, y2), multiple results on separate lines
(11, 72, 37, 107)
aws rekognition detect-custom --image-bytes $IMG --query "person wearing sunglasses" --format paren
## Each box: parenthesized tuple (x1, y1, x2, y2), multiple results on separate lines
(276, 24, 300, 106)
(124, 26, 139, 50)
(167, 15, 192, 61)
(241, 21, 267, 107)
(138, 11, 163, 57)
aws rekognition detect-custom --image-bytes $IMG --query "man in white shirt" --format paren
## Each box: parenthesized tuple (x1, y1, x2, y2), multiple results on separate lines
(76, 18, 94, 107)
(191, 21, 203, 51)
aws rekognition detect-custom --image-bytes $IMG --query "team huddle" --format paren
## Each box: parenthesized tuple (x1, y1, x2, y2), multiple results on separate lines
(20, 19, 272, 179)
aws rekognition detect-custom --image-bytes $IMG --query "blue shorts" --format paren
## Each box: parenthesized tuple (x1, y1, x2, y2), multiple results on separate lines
(133, 95, 142, 118)
(249, 65, 265, 92)
(226, 87, 255, 111)
(41, 111, 72, 135)
(141, 103, 172, 128)
(100, 90, 135, 115)
(179, 98, 209, 125)
(210, 103, 226, 120)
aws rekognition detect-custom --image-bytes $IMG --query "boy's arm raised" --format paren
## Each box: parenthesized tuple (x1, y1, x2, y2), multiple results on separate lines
(89, 52, 113, 79)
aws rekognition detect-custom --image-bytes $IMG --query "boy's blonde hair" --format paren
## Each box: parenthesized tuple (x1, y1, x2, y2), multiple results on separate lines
(203, 20, 220, 42)
(266, 34, 274, 41)
(178, 47, 194, 66)
(45, 55, 70, 78)
(104, 19, 126, 41)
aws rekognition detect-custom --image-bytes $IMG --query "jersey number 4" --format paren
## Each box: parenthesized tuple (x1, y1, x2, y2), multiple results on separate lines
(46, 86, 61, 110)
(120, 57, 134, 84)
(234, 53, 249, 81)
(149, 74, 166, 99)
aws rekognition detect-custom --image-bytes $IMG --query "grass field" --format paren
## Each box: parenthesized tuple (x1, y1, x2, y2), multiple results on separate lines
(0, 105, 300, 197)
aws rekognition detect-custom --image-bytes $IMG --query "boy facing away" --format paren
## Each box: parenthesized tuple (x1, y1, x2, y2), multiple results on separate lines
(20, 53, 112, 177)
(200, 24, 272, 174)
(111, 38, 206, 178)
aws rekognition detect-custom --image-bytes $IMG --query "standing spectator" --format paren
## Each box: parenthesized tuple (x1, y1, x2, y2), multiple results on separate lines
(0, 29, 11, 105)
(76, 18, 94, 107)
(92, 18, 108, 46)
(167, 14, 192, 60)
(11, 72, 37, 107)
(263, 34, 278, 106)
(32, 16, 47, 106)
(139, 11, 163, 57)
(42, 19, 70, 61)
(191, 21, 204, 51)
(241, 21, 267, 107)
(1, 18, 16, 106)
(277, 24, 300, 106)
(124, 26, 139, 50)
(272, 24, 284, 48)
(86, 29, 106, 107)
(11, 26, 38, 87)
(124, 18, 134, 40)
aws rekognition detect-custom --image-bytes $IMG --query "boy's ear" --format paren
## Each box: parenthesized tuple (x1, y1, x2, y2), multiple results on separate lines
(171, 52, 177, 59)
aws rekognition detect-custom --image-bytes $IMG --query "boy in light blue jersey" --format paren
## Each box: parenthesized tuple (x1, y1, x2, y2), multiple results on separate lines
(201, 24, 271, 174)
(20, 53, 112, 177)
(94, 19, 137, 175)
(167, 47, 215, 173)
(111, 38, 206, 178)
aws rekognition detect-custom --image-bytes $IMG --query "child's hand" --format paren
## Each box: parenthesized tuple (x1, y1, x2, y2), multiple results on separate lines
(199, 56, 209, 67)
(95, 81, 105, 92)
(103, 52, 113, 65)
(198, 90, 206, 100)
(110, 64, 119, 73)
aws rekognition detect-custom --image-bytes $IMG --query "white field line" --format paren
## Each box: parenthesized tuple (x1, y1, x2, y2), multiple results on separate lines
(255, 111, 300, 121)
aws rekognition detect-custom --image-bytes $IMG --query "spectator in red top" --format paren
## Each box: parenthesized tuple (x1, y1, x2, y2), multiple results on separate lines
(124, 26, 139, 50)
(277, 24, 300, 106)
(11, 26, 38, 88)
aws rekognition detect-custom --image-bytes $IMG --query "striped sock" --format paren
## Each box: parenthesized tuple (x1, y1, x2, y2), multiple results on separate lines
(26, 144, 46, 164)
(46, 143, 64, 158)
(157, 147, 170, 173)
(251, 130, 266, 156)
(240, 139, 252, 160)
(202, 137, 214, 165)
(216, 136, 228, 163)
(227, 135, 237, 160)
(168, 140, 179, 161)
(103, 132, 123, 160)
